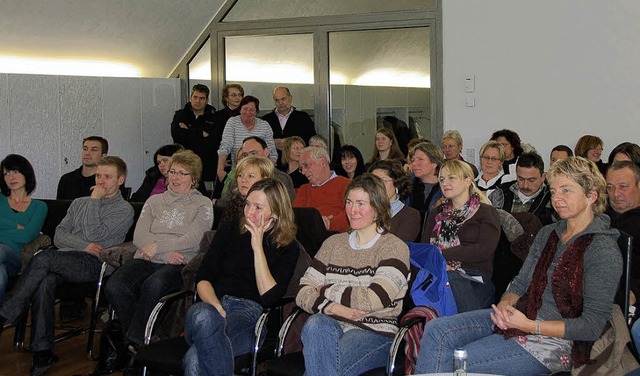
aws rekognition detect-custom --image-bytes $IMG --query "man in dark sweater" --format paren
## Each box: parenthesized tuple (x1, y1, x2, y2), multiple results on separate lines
(491, 152, 554, 225)
(0, 156, 134, 375)
(261, 86, 316, 165)
(57, 136, 108, 200)
(171, 84, 218, 183)
(606, 160, 640, 313)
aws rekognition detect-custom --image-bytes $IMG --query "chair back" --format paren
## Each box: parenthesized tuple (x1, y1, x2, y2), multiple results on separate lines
(617, 231, 633, 325)
(406, 242, 458, 317)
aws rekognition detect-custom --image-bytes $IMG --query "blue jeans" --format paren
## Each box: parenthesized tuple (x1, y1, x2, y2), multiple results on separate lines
(0, 249, 102, 351)
(301, 314, 392, 376)
(0, 243, 21, 302)
(631, 319, 640, 353)
(183, 296, 264, 376)
(104, 259, 183, 345)
(414, 309, 550, 375)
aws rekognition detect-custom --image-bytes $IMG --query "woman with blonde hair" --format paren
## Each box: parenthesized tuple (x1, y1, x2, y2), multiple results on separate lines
(476, 140, 515, 198)
(183, 178, 299, 375)
(422, 159, 501, 312)
(415, 157, 622, 375)
(280, 136, 308, 188)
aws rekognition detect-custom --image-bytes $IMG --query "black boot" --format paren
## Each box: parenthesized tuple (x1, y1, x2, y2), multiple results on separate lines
(30, 350, 59, 376)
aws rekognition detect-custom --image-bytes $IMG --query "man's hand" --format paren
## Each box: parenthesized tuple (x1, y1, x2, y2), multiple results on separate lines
(217, 170, 227, 182)
(202, 131, 209, 138)
(321, 215, 333, 230)
(274, 138, 284, 150)
(84, 242, 103, 256)
(167, 252, 185, 265)
(90, 185, 108, 200)
(179, 122, 188, 129)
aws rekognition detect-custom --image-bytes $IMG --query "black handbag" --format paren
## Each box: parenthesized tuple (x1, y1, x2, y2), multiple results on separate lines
(92, 319, 127, 375)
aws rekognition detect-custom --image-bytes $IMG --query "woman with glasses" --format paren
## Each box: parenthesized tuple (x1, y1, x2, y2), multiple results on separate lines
(104, 150, 213, 349)
(575, 135, 607, 175)
(279, 136, 308, 188)
(0, 154, 47, 301)
(476, 140, 515, 199)
(490, 129, 524, 177)
(441, 130, 478, 177)
(131, 144, 184, 202)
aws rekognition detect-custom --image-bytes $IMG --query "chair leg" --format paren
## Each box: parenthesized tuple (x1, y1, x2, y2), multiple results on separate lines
(87, 262, 109, 359)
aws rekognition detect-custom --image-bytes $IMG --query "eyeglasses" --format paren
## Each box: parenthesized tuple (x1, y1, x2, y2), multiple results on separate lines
(168, 170, 191, 177)
(481, 156, 501, 163)
(3, 170, 21, 177)
(228, 93, 243, 98)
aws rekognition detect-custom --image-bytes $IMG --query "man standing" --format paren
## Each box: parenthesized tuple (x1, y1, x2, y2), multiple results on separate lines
(606, 160, 640, 311)
(294, 147, 349, 232)
(262, 86, 316, 163)
(491, 152, 554, 225)
(171, 84, 218, 183)
(0, 156, 134, 375)
(57, 136, 108, 200)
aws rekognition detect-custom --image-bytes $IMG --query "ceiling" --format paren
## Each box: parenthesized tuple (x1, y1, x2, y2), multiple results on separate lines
(0, 0, 224, 77)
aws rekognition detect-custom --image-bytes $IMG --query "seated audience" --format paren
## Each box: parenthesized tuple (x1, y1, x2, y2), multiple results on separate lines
(607, 142, 640, 169)
(219, 156, 275, 226)
(216, 96, 277, 182)
(606, 161, 640, 312)
(0, 154, 47, 301)
(367, 128, 405, 168)
(369, 159, 420, 242)
(490, 152, 554, 225)
(421, 159, 501, 312)
(308, 134, 329, 151)
(182, 179, 298, 375)
(130, 143, 184, 202)
(294, 147, 350, 232)
(574, 134, 606, 175)
(217, 137, 294, 207)
(441, 130, 478, 177)
(403, 137, 431, 173)
(335, 144, 365, 180)
(279, 136, 308, 188)
(550, 144, 573, 165)
(407, 142, 444, 220)
(297, 174, 410, 376)
(57, 136, 109, 200)
(414, 157, 622, 375)
(0, 156, 134, 374)
(476, 140, 515, 198)
(104, 150, 213, 348)
(491, 129, 523, 177)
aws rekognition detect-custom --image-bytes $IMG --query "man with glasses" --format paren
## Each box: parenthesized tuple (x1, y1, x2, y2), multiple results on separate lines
(262, 86, 316, 164)
(171, 84, 218, 184)
(215, 136, 295, 206)
(293, 146, 349, 232)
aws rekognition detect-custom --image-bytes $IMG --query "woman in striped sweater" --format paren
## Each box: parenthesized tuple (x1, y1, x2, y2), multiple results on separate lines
(296, 173, 410, 375)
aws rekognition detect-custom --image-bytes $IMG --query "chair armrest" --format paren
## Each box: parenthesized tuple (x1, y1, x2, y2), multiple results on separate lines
(143, 289, 194, 345)
(275, 306, 304, 357)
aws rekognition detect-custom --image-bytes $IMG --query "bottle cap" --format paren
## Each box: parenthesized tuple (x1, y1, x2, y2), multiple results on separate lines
(454, 348, 467, 358)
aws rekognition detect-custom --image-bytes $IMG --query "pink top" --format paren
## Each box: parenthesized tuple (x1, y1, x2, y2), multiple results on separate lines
(150, 178, 167, 197)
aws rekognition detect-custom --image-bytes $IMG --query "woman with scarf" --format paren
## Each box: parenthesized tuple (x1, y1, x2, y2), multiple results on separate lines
(369, 159, 420, 242)
(420, 159, 501, 312)
(414, 157, 622, 375)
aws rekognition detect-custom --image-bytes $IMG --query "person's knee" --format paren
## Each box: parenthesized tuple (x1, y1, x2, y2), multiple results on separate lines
(186, 303, 224, 334)
(302, 314, 336, 339)
(140, 271, 179, 298)
(30, 248, 55, 267)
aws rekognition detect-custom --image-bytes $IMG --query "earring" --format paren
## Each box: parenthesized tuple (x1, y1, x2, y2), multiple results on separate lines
(395, 187, 399, 196)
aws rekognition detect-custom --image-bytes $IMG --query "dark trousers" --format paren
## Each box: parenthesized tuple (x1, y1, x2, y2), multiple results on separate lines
(447, 269, 495, 313)
(0, 249, 102, 351)
(104, 259, 183, 345)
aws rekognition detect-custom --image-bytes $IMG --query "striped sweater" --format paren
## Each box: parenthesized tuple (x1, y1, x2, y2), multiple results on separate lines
(296, 232, 410, 336)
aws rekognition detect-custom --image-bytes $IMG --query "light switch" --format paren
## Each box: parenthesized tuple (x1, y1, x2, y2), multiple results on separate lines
(465, 93, 475, 107)
(465, 75, 475, 93)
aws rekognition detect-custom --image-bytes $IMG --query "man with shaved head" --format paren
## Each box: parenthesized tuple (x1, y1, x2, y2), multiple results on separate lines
(262, 86, 316, 164)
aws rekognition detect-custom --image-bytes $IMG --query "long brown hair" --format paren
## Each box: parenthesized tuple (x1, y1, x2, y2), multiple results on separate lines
(369, 128, 405, 164)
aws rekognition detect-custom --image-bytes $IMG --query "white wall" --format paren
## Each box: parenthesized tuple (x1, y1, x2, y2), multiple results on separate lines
(442, 1, 640, 169)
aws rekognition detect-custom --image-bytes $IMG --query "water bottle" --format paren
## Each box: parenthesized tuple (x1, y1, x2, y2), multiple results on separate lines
(453, 348, 467, 376)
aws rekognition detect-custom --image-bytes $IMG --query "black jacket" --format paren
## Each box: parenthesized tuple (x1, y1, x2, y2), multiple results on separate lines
(498, 182, 554, 225)
(171, 102, 218, 181)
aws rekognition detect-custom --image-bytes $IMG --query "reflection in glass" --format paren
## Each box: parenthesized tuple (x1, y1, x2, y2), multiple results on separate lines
(329, 28, 431, 160)
(224, 34, 314, 117)
(188, 38, 212, 100)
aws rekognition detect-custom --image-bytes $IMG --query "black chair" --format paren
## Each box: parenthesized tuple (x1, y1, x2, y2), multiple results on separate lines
(617, 231, 633, 326)
(134, 241, 312, 376)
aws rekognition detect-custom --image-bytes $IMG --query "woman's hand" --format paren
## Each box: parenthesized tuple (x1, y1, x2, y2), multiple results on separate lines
(140, 242, 158, 260)
(212, 303, 227, 318)
(490, 304, 532, 332)
(167, 251, 185, 265)
(327, 302, 366, 321)
(245, 214, 274, 252)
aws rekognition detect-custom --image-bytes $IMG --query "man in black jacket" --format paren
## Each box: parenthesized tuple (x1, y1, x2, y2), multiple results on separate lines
(491, 152, 554, 225)
(262, 86, 316, 166)
(171, 84, 217, 182)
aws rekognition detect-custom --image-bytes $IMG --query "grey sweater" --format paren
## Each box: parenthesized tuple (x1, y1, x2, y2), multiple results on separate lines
(506, 214, 622, 341)
(54, 191, 134, 253)
(133, 188, 213, 264)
